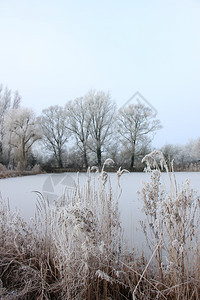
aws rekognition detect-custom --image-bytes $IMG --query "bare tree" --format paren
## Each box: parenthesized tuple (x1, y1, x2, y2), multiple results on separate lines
(65, 97, 91, 169)
(160, 143, 184, 170)
(86, 90, 116, 168)
(0, 84, 21, 161)
(3, 108, 41, 170)
(191, 138, 200, 160)
(117, 103, 162, 171)
(41, 105, 69, 168)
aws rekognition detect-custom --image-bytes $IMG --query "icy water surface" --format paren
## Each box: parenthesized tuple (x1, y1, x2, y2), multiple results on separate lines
(0, 172, 199, 251)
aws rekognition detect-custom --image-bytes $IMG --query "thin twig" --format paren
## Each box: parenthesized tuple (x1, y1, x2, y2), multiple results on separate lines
(132, 237, 163, 300)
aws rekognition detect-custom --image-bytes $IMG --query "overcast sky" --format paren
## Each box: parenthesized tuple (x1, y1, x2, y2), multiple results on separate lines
(0, 0, 199, 147)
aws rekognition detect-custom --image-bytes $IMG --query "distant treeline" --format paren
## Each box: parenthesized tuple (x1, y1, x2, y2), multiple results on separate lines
(0, 84, 200, 172)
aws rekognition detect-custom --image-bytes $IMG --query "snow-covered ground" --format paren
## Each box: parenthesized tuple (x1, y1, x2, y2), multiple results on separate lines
(0, 172, 199, 251)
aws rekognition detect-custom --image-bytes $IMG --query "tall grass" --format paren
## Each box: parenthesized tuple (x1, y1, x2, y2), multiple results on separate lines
(0, 154, 199, 299)
(138, 150, 200, 299)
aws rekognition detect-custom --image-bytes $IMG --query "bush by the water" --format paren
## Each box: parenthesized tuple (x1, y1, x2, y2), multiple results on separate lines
(0, 163, 42, 179)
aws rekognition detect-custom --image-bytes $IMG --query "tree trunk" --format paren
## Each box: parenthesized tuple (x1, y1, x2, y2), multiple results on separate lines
(19, 143, 26, 171)
(83, 147, 88, 170)
(58, 149, 63, 168)
(0, 142, 2, 163)
(58, 158, 63, 168)
(130, 142, 136, 171)
(97, 147, 102, 168)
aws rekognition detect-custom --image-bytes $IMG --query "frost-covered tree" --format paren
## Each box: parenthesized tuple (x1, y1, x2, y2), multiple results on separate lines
(176, 140, 195, 168)
(159, 140, 200, 171)
(0, 84, 21, 161)
(117, 103, 162, 171)
(161, 144, 180, 168)
(191, 138, 200, 160)
(41, 105, 69, 168)
(3, 108, 41, 170)
(65, 97, 91, 169)
(86, 90, 116, 167)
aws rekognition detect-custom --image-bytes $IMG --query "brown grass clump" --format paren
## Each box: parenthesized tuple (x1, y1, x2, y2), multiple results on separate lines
(0, 163, 43, 179)
(0, 154, 199, 299)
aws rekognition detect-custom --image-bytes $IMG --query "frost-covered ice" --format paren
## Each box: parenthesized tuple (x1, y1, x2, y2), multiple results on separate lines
(0, 172, 199, 251)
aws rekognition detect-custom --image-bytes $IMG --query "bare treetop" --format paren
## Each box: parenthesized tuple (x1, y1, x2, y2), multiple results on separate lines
(117, 103, 162, 170)
(86, 90, 116, 167)
(41, 105, 70, 168)
(65, 97, 91, 169)
(3, 108, 41, 170)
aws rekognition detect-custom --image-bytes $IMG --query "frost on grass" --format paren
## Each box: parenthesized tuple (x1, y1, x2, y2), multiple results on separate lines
(0, 155, 199, 299)
(140, 150, 200, 291)
(0, 159, 126, 299)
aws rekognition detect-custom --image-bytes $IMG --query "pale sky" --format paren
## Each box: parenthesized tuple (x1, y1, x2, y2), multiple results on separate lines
(0, 0, 200, 147)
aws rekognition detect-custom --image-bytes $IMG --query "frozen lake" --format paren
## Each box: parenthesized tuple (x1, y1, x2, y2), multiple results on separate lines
(0, 171, 199, 251)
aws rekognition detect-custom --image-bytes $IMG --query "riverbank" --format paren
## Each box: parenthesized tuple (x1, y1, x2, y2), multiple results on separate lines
(0, 160, 200, 180)
(0, 164, 44, 179)
(0, 170, 44, 179)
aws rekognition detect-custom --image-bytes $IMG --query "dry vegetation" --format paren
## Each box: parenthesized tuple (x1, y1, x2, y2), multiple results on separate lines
(0, 154, 199, 299)
(0, 163, 42, 179)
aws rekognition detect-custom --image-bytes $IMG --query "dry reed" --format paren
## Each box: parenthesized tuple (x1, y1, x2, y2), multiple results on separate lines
(0, 154, 199, 299)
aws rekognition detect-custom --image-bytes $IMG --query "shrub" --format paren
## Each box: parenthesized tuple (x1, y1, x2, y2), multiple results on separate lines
(0, 163, 7, 172)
